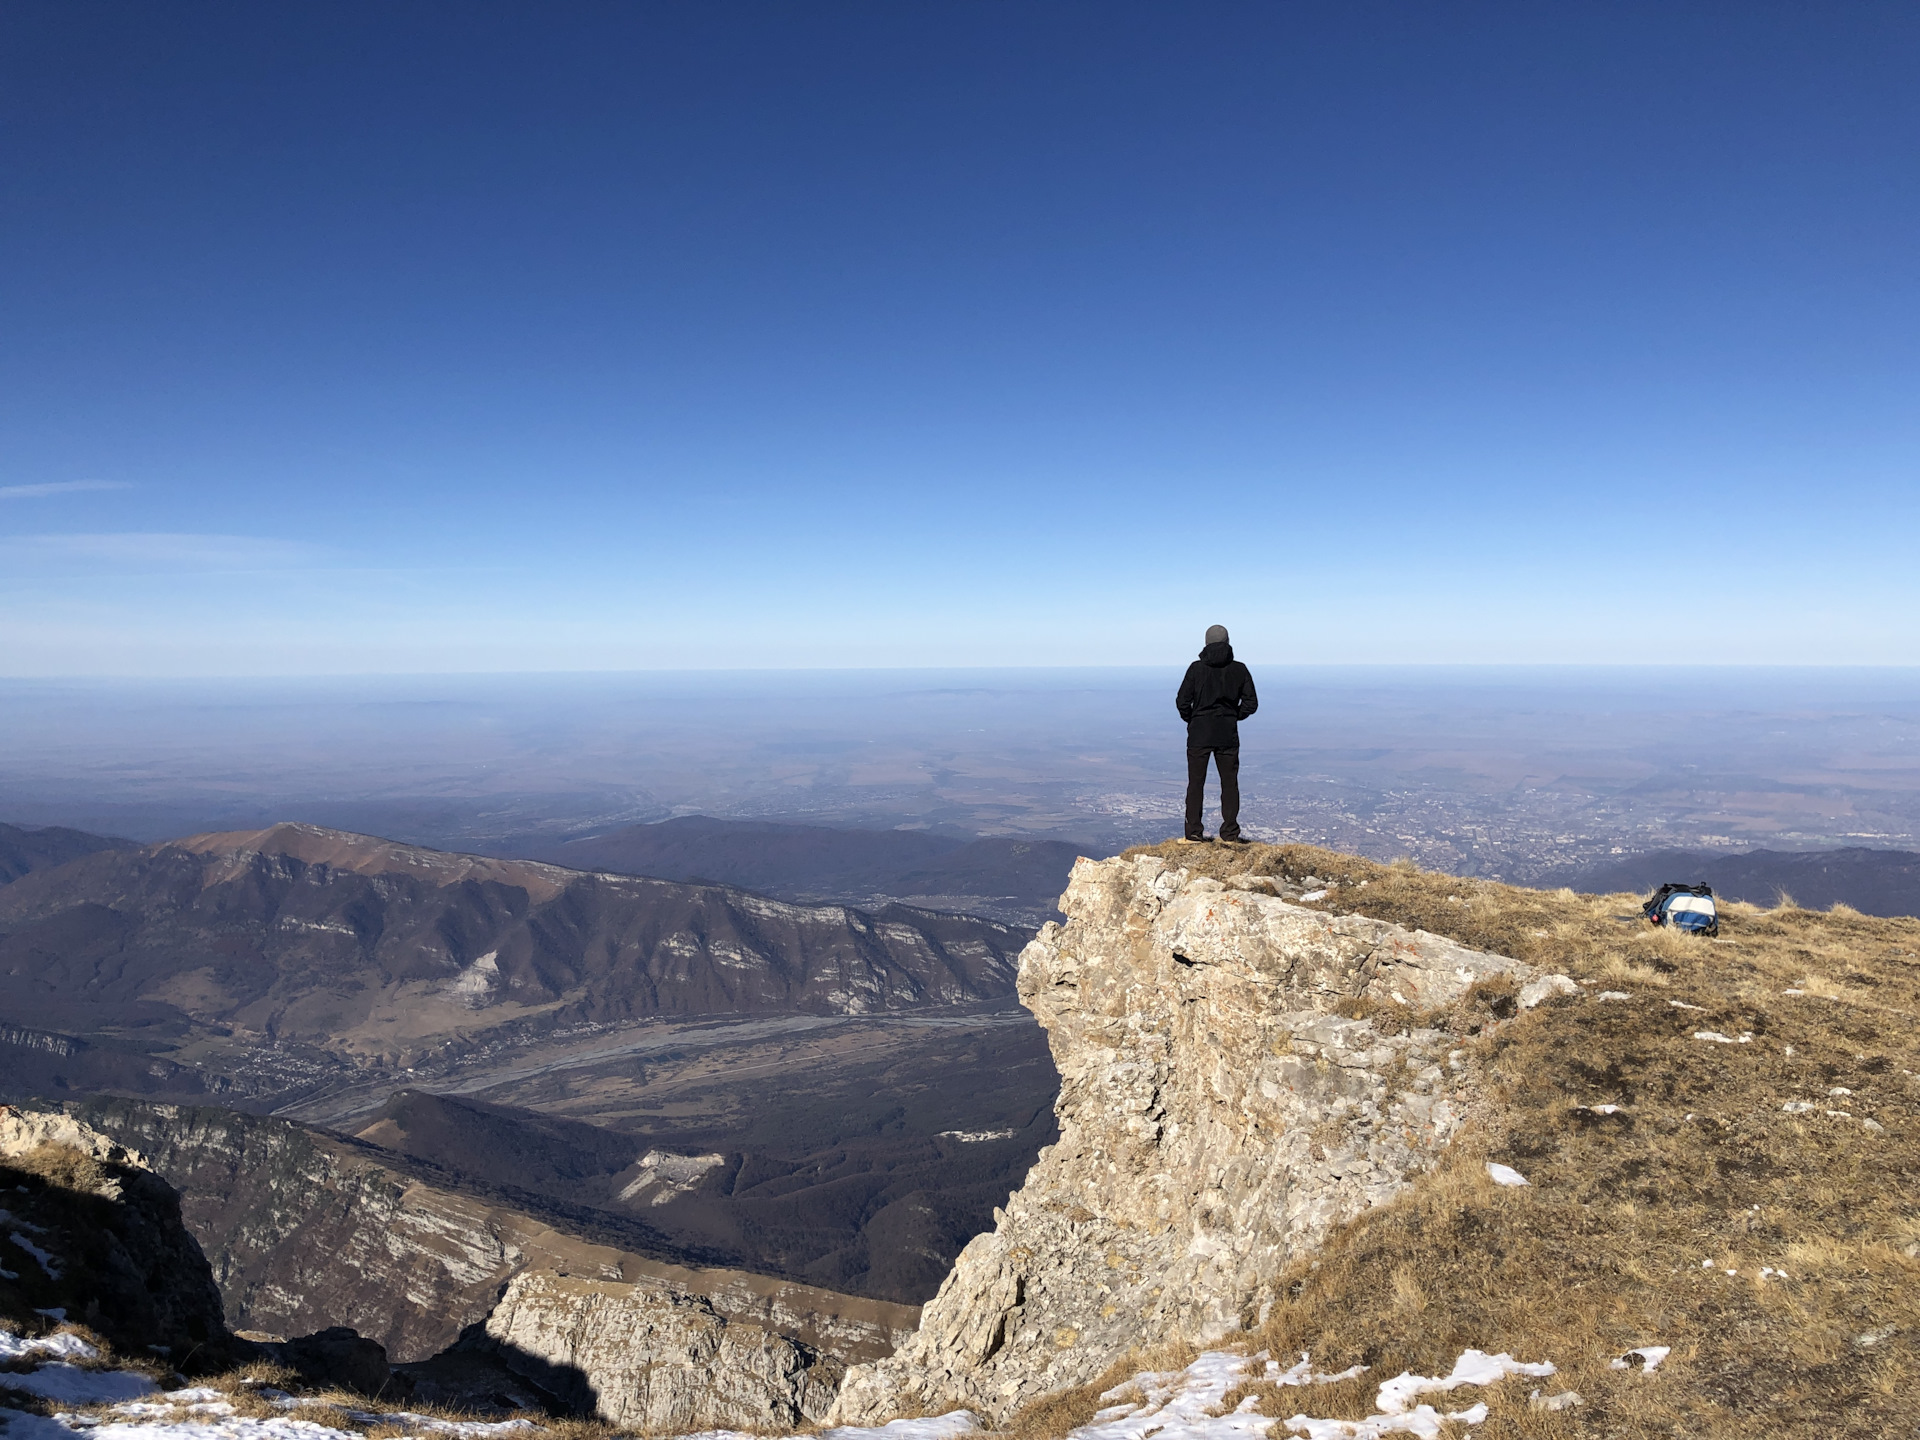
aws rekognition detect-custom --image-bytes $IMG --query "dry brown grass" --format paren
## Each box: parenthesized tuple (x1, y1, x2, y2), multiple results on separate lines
(1003, 1340, 1200, 1440)
(1110, 840, 1920, 1438)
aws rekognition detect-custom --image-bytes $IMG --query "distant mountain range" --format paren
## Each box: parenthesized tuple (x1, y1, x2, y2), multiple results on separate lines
(501, 815, 1090, 925)
(1560, 845, 1920, 917)
(0, 819, 137, 884)
(0, 821, 1031, 1108)
(0, 817, 1060, 1310)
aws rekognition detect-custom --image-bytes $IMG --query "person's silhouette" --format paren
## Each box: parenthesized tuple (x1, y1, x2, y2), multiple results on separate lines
(1175, 624, 1258, 843)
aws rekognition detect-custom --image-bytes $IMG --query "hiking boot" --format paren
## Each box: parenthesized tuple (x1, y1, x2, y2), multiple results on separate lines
(1219, 832, 1248, 845)
(1182, 834, 1213, 844)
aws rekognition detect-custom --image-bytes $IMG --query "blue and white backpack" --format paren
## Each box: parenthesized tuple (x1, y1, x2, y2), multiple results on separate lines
(1643, 882, 1719, 937)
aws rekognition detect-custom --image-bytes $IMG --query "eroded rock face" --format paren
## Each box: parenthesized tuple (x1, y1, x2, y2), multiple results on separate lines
(0, 1105, 231, 1361)
(832, 855, 1531, 1423)
(71, 1098, 916, 1368)
(482, 1269, 845, 1431)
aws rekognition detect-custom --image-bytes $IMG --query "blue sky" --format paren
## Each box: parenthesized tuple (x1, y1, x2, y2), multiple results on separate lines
(3, 2, 1917, 674)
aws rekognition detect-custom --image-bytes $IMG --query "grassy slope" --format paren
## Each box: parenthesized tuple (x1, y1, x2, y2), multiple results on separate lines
(1022, 842, 1920, 1439)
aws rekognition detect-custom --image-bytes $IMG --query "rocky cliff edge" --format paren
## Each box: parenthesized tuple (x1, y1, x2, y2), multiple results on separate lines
(831, 852, 1539, 1423)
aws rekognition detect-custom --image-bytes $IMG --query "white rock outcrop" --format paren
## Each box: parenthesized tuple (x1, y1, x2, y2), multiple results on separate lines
(482, 1269, 846, 1431)
(831, 854, 1531, 1423)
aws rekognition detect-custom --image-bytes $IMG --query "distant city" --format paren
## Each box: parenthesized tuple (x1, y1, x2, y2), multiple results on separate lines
(4, 666, 1916, 884)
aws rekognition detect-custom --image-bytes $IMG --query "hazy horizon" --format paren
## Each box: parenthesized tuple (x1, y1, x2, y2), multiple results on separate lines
(7, 665, 1918, 881)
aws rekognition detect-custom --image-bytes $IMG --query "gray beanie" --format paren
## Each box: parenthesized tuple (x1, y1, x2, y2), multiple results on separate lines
(1205, 624, 1229, 645)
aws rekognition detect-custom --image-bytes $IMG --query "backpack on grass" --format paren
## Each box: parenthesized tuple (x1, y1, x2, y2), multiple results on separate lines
(1643, 882, 1718, 937)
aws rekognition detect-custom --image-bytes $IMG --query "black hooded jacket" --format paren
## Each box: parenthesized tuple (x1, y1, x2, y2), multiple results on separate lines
(1176, 642, 1258, 750)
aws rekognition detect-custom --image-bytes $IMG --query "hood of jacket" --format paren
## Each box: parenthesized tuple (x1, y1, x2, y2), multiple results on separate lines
(1199, 641, 1234, 667)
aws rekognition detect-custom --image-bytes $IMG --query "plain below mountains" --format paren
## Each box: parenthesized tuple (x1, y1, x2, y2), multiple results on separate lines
(0, 821, 1032, 1109)
(1561, 844, 1920, 917)
(499, 815, 1089, 926)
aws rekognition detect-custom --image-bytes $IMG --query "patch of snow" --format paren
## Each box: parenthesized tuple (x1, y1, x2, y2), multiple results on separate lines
(74, 1419, 357, 1440)
(1374, 1351, 1555, 1415)
(1528, 1390, 1582, 1412)
(1061, 1348, 1554, 1440)
(0, 1332, 99, 1363)
(1282, 1407, 1487, 1439)
(1485, 1163, 1529, 1187)
(1299, 890, 1328, 903)
(1828, 1087, 1852, 1097)
(1759, 1267, 1790, 1280)
(1855, 1327, 1895, 1348)
(687, 1415, 980, 1440)
(8, 1234, 61, 1278)
(340, 1414, 536, 1437)
(1075, 1350, 1271, 1440)
(1667, 1000, 1705, 1012)
(1596, 991, 1631, 1001)
(0, 1410, 77, 1440)
(1782, 988, 1804, 995)
(937, 1130, 1017, 1143)
(1782, 1101, 1815, 1113)
(1609, 1346, 1670, 1373)
(0, 1365, 158, 1404)
(1692, 1031, 1751, 1044)
(1266, 1355, 1367, 1388)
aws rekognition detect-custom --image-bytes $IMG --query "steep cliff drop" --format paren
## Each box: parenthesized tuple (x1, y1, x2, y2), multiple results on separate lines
(831, 853, 1535, 1423)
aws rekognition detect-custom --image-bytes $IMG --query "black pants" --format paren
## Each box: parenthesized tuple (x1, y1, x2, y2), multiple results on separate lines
(1185, 747, 1241, 840)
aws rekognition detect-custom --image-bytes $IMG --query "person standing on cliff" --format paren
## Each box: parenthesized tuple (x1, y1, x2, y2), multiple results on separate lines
(1176, 624, 1258, 844)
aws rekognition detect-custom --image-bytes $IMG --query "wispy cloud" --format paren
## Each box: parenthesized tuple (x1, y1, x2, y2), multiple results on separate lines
(0, 532, 330, 572)
(0, 480, 133, 500)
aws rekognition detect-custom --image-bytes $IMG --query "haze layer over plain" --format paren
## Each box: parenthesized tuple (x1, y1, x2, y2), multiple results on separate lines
(3, 667, 1916, 883)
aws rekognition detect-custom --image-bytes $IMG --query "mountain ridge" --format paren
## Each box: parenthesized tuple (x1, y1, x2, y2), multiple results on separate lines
(0, 821, 1033, 1109)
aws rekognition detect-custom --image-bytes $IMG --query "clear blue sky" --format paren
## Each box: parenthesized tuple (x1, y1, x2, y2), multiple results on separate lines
(3, 2, 1916, 674)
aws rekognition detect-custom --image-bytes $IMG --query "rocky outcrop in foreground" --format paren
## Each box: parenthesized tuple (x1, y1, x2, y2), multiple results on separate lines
(478, 1270, 848, 1430)
(71, 1098, 915, 1371)
(832, 854, 1537, 1423)
(0, 1106, 230, 1361)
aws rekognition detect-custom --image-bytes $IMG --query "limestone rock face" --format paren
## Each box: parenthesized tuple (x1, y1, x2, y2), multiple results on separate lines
(70, 1098, 916, 1371)
(482, 1269, 846, 1431)
(831, 855, 1531, 1423)
(0, 1104, 231, 1361)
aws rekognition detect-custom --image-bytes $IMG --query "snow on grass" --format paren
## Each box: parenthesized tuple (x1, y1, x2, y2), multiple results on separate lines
(1485, 1163, 1529, 1187)
(679, 1414, 980, 1440)
(56, 1418, 357, 1440)
(1265, 1357, 1366, 1388)
(1692, 1031, 1752, 1045)
(338, 1415, 536, 1437)
(0, 1332, 99, 1363)
(0, 1366, 157, 1404)
(7, 1235, 61, 1279)
(1074, 1350, 1274, 1440)
(1609, 1346, 1670, 1373)
(1043, 1348, 1558, 1440)
(1372, 1351, 1556, 1415)
(1, 1409, 79, 1440)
